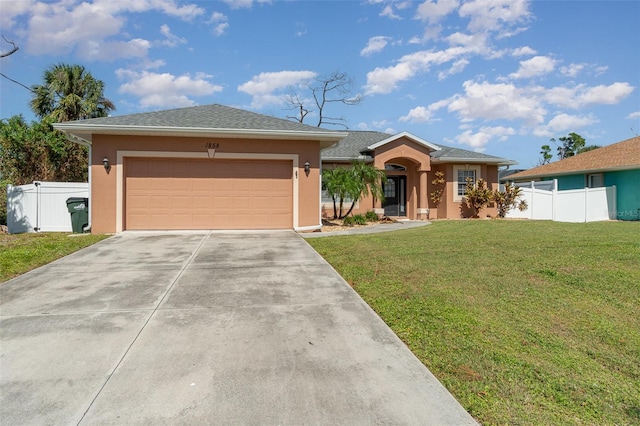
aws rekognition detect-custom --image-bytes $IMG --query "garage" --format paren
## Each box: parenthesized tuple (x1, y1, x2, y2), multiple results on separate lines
(53, 104, 347, 233)
(125, 157, 293, 230)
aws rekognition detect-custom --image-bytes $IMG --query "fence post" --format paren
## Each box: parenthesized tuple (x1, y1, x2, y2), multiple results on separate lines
(584, 186, 588, 223)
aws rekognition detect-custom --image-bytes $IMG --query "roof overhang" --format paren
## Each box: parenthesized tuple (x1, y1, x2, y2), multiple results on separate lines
(509, 164, 640, 181)
(431, 157, 518, 166)
(366, 131, 441, 151)
(53, 123, 347, 149)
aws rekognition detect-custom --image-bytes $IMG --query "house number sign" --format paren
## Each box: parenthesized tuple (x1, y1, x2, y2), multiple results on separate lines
(206, 143, 220, 158)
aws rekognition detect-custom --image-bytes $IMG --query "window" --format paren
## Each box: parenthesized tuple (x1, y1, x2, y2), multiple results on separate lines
(587, 173, 603, 188)
(384, 178, 396, 198)
(453, 165, 481, 201)
(321, 183, 352, 204)
(385, 164, 406, 171)
(457, 170, 476, 196)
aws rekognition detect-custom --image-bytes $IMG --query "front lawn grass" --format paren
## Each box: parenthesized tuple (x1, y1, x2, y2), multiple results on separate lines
(307, 220, 640, 425)
(0, 233, 109, 282)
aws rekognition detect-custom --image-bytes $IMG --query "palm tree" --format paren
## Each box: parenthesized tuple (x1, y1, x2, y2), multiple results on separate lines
(323, 161, 386, 219)
(30, 63, 115, 122)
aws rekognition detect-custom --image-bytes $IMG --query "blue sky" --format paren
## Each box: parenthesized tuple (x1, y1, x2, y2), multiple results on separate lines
(1, 0, 638, 168)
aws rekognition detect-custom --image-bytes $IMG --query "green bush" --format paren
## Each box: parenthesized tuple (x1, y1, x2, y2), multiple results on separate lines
(365, 211, 379, 222)
(343, 215, 367, 226)
(0, 179, 9, 226)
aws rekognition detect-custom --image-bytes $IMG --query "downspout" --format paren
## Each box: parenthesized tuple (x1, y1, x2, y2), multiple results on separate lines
(84, 144, 92, 232)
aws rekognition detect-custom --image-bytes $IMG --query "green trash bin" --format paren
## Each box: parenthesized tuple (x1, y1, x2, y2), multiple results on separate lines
(66, 197, 89, 233)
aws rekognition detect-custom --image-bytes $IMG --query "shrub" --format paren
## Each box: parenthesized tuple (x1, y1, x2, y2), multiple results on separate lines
(365, 211, 379, 222)
(430, 170, 446, 206)
(343, 214, 367, 226)
(464, 178, 493, 218)
(352, 214, 367, 225)
(493, 183, 528, 218)
(0, 179, 9, 226)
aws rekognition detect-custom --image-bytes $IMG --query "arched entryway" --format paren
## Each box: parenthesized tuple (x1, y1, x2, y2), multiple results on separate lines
(383, 164, 407, 216)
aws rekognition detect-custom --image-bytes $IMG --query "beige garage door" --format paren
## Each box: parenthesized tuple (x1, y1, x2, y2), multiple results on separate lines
(125, 158, 293, 230)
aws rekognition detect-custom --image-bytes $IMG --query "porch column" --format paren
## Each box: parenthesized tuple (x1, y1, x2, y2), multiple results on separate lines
(418, 170, 429, 220)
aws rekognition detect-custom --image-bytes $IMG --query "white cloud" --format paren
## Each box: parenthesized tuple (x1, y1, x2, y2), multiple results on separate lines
(116, 69, 223, 109)
(77, 39, 151, 62)
(455, 126, 516, 150)
(544, 82, 635, 109)
(0, 0, 36, 29)
(459, 0, 531, 33)
(159, 24, 187, 47)
(220, 0, 272, 9)
(372, 119, 391, 128)
(447, 80, 546, 125)
(380, 5, 402, 19)
(123, 0, 205, 19)
(437, 58, 469, 80)
(361, 36, 392, 57)
(399, 99, 449, 122)
(580, 82, 634, 106)
(17, 0, 204, 60)
(511, 46, 536, 56)
(627, 111, 640, 120)
(415, 0, 459, 24)
(237, 70, 317, 108)
(533, 113, 597, 137)
(560, 63, 585, 78)
(400, 106, 435, 122)
(209, 12, 229, 36)
(365, 46, 470, 94)
(509, 55, 557, 79)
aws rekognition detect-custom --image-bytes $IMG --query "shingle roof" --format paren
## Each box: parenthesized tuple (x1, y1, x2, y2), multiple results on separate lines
(66, 104, 336, 133)
(320, 131, 389, 160)
(508, 136, 640, 180)
(321, 130, 514, 164)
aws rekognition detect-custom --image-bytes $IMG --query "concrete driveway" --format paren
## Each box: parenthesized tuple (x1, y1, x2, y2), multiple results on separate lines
(1, 231, 476, 425)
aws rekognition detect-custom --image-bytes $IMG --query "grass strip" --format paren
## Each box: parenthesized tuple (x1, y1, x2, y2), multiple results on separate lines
(0, 233, 109, 282)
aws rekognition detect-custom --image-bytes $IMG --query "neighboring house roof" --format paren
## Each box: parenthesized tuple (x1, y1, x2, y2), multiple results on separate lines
(508, 136, 640, 180)
(321, 130, 515, 165)
(53, 104, 347, 147)
(499, 169, 527, 181)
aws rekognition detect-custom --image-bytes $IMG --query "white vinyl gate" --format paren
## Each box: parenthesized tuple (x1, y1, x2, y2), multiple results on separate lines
(6, 182, 89, 234)
(506, 180, 617, 223)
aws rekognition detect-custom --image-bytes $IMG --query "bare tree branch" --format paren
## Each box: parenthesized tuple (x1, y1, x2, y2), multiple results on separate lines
(285, 71, 362, 128)
(284, 93, 310, 123)
(1, 36, 19, 58)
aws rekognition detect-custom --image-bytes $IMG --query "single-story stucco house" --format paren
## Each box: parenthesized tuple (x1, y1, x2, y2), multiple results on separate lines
(320, 130, 515, 220)
(53, 104, 516, 233)
(507, 136, 640, 221)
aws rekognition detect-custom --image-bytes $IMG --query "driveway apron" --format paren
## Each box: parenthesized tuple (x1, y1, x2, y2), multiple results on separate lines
(1, 231, 476, 425)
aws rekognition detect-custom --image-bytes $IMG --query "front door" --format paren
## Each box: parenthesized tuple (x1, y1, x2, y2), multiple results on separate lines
(383, 176, 406, 216)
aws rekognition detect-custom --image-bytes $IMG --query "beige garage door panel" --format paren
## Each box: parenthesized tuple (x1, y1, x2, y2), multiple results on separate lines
(125, 158, 292, 230)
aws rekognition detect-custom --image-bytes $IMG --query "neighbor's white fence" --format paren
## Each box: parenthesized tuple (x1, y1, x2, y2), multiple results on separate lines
(507, 180, 617, 223)
(6, 181, 89, 234)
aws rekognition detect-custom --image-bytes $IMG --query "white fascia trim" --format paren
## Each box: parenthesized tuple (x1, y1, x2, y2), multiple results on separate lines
(321, 157, 373, 162)
(115, 151, 300, 233)
(432, 157, 517, 166)
(61, 131, 92, 147)
(366, 131, 441, 151)
(53, 124, 347, 143)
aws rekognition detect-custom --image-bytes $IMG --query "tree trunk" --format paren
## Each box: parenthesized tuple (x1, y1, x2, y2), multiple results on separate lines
(341, 201, 356, 219)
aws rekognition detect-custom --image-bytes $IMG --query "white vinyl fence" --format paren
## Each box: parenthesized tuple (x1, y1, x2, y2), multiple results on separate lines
(6, 181, 89, 234)
(506, 180, 617, 223)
